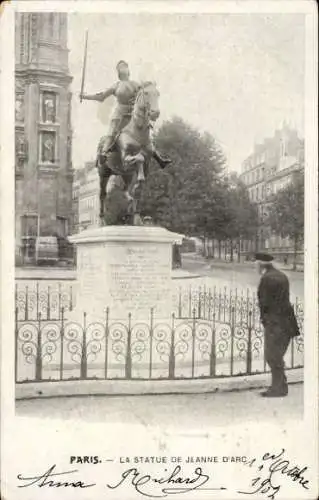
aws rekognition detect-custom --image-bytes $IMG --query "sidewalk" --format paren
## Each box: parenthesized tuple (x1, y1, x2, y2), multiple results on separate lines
(182, 253, 304, 273)
(16, 367, 303, 400)
(15, 266, 76, 280)
(15, 266, 200, 281)
(16, 381, 303, 427)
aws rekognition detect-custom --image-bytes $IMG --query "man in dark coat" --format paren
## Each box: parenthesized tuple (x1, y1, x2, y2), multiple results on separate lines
(255, 253, 300, 397)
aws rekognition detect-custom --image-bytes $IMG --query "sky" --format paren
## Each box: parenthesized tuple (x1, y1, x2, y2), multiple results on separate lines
(68, 13, 305, 172)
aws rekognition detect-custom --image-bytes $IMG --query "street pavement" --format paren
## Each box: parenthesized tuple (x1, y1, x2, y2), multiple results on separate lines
(181, 254, 304, 301)
(16, 383, 303, 427)
(15, 254, 304, 302)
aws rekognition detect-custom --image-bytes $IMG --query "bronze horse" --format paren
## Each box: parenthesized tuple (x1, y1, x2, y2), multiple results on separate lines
(96, 82, 160, 225)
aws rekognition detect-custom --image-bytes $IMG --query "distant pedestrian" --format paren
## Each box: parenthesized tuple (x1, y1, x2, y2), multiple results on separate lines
(255, 252, 300, 397)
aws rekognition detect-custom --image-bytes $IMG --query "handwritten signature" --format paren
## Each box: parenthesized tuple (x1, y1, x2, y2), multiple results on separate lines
(17, 464, 226, 497)
(16, 450, 311, 499)
(107, 465, 226, 497)
(238, 448, 310, 499)
(17, 464, 96, 489)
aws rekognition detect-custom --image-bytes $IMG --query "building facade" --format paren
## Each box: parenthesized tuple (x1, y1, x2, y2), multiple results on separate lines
(239, 123, 304, 263)
(72, 162, 100, 232)
(15, 13, 73, 263)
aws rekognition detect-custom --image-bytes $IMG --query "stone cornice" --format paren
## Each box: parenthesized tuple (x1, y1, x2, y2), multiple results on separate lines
(69, 226, 183, 245)
(15, 67, 72, 85)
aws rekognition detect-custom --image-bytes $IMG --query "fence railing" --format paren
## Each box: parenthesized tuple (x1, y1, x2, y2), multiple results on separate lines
(15, 306, 304, 384)
(15, 283, 74, 322)
(15, 282, 304, 326)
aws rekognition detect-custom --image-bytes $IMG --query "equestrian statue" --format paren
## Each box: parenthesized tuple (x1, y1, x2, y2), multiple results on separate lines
(80, 55, 171, 226)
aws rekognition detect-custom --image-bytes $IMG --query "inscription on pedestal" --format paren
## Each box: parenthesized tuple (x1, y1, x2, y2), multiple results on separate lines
(107, 244, 171, 317)
(69, 226, 180, 321)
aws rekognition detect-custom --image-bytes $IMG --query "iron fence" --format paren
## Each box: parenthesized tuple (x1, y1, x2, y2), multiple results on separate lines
(15, 282, 74, 321)
(15, 306, 304, 384)
(15, 282, 304, 326)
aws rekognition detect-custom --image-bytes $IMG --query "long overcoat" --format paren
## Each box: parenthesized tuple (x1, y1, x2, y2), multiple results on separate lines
(257, 265, 300, 337)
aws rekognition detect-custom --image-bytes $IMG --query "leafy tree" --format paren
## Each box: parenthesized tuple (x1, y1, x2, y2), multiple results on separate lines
(266, 171, 304, 270)
(140, 117, 226, 236)
(221, 173, 259, 261)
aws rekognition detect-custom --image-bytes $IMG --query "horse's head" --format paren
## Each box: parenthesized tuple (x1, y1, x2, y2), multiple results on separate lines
(134, 81, 160, 123)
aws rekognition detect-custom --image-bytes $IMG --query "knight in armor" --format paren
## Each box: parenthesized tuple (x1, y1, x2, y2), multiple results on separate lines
(81, 60, 171, 169)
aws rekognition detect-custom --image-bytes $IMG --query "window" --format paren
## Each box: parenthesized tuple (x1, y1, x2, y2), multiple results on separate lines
(41, 92, 57, 123)
(21, 214, 38, 237)
(57, 216, 67, 237)
(40, 131, 56, 163)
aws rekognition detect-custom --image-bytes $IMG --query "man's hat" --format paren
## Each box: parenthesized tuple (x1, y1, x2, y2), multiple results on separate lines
(254, 252, 274, 262)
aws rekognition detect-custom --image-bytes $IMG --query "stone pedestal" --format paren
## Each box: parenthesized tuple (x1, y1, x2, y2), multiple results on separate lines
(69, 226, 183, 321)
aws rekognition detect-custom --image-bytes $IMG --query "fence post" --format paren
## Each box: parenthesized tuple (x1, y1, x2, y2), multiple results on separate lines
(25, 286, 29, 321)
(58, 282, 62, 320)
(169, 313, 175, 379)
(178, 288, 182, 319)
(104, 307, 109, 379)
(223, 287, 227, 322)
(218, 288, 222, 321)
(208, 288, 212, 320)
(125, 313, 132, 379)
(197, 287, 201, 318)
(35, 313, 43, 381)
(191, 309, 196, 378)
(59, 307, 65, 380)
(291, 298, 298, 368)
(80, 312, 87, 379)
(203, 284, 206, 319)
(15, 307, 19, 383)
(69, 285, 73, 311)
(47, 285, 51, 320)
(229, 288, 233, 324)
(149, 308, 154, 379)
(246, 310, 252, 374)
(230, 306, 235, 376)
(36, 282, 39, 320)
(15, 283, 18, 316)
(210, 312, 216, 377)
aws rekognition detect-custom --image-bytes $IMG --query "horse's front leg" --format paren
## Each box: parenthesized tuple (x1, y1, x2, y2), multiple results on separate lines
(99, 166, 110, 225)
(131, 159, 145, 226)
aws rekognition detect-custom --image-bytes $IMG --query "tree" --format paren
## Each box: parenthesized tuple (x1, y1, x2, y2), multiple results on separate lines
(222, 173, 259, 261)
(266, 171, 304, 270)
(140, 117, 227, 236)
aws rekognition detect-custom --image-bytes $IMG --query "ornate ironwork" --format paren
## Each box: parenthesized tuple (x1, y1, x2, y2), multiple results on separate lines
(86, 322, 106, 364)
(109, 322, 128, 362)
(63, 321, 83, 365)
(153, 323, 171, 363)
(17, 322, 38, 364)
(15, 284, 304, 383)
(15, 283, 74, 321)
(195, 322, 213, 362)
(41, 322, 61, 364)
(131, 323, 151, 362)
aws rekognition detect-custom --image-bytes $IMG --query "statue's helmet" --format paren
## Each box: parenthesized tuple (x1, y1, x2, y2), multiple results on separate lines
(116, 60, 129, 71)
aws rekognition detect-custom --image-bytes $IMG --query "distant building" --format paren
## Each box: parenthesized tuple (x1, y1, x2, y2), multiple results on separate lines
(72, 162, 99, 231)
(15, 13, 73, 263)
(239, 123, 304, 264)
